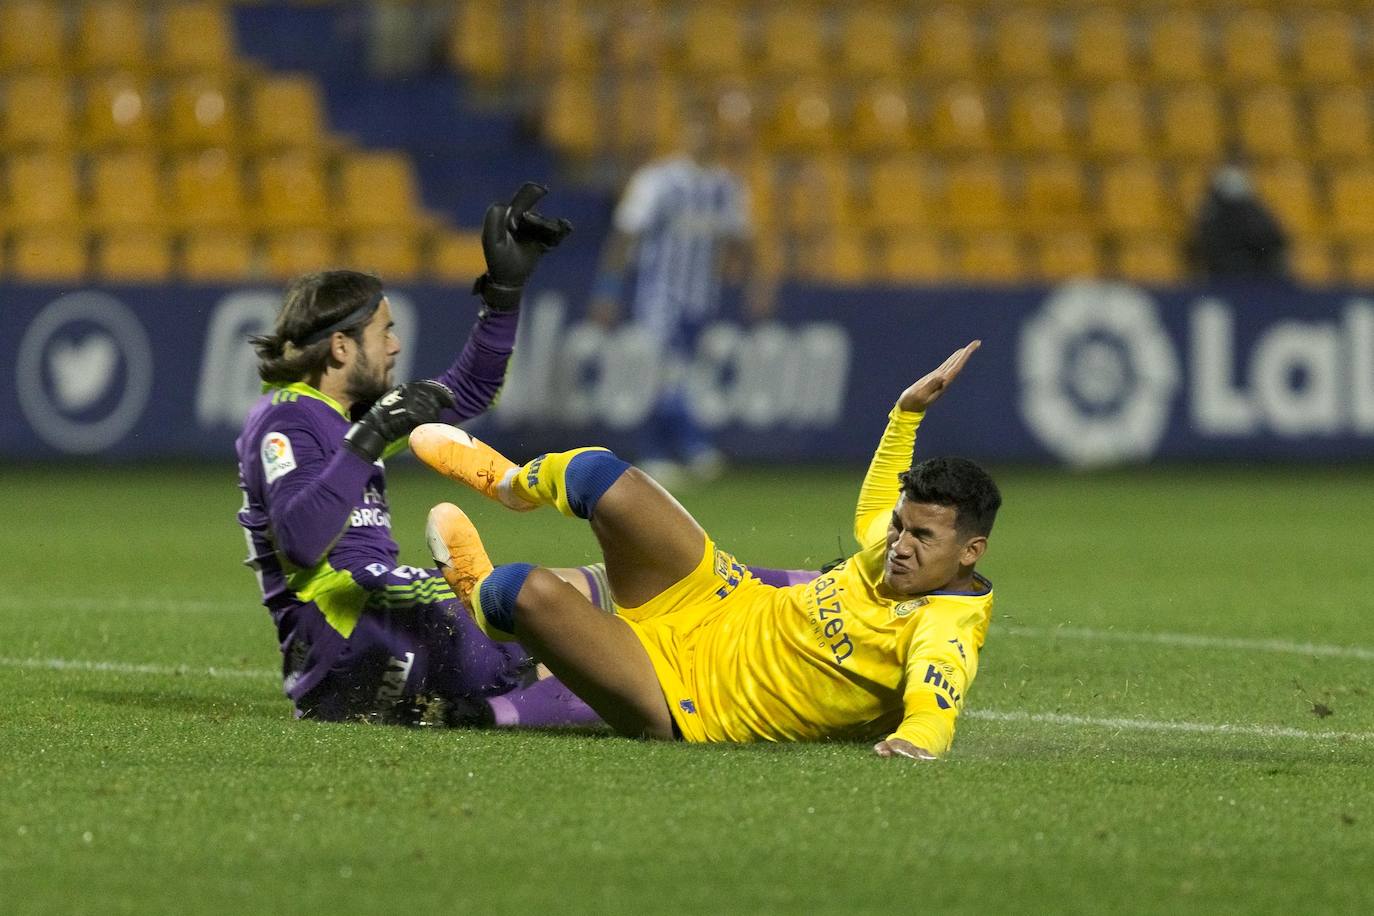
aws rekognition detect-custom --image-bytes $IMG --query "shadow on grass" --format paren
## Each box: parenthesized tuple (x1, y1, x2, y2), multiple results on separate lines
(79, 687, 284, 722)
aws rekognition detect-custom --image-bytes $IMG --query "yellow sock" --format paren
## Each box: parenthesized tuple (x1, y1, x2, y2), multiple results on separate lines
(508, 447, 612, 519)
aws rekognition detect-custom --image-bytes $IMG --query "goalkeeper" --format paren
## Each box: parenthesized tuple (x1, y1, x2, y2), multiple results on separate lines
(235, 183, 600, 728)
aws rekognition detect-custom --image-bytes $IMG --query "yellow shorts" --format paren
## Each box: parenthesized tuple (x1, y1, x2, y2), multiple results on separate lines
(616, 537, 753, 742)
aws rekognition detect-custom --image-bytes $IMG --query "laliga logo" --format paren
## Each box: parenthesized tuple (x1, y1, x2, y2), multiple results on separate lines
(1018, 282, 1181, 467)
(16, 292, 154, 454)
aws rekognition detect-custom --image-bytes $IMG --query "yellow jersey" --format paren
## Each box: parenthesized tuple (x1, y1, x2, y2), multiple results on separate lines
(619, 406, 994, 755)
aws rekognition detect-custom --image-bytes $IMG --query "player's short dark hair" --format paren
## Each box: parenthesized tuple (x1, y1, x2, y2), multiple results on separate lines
(252, 271, 384, 384)
(899, 457, 1002, 538)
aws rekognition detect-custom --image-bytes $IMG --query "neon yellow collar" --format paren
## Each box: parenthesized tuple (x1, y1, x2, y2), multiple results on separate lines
(264, 381, 349, 419)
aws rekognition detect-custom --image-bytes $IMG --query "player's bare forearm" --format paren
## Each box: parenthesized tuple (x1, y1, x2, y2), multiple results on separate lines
(873, 738, 937, 760)
(897, 340, 981, 413)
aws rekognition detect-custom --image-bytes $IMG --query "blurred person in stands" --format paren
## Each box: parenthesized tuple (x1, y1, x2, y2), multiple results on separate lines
(590, 110, 770, 488)
(1186, 154, 1289, 281)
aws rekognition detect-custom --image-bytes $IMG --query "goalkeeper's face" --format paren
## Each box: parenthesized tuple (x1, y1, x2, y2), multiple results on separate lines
(882, 498, 980, 596)
(344, 298, 400, 405)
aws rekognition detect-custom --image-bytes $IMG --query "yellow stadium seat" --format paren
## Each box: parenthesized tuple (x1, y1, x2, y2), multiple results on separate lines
(849, 83, 915, 154)
(2, 74, 75, 148)
(1020, 159, 1088, 232)
(75, 0, 149, 72)
(768, 84, 836, 153)
(1071, 8, 1133, 83)
(879, 232, 949, 284)
(1235, 88, 1300, 160)
(1295, 13, 1359, 85)
(429, 230, 486, 283)
(1115, 235, 1183, 284)
(1147, 9, 1210, 84)
(779, 157, 853, 234)
(1344, 241, 1374, 285)
(248, 75, 327, 150)
(1289, 237, 1336, 287)
(520, 0, 598, 78)
(449, 0, 510, 83)
(264, 229, 337, 280)
(1253, 162, 1321, 236)
(956, 232, 1026, 285)
(94, 229, 173, 281)
(82, 72, 155, 147)
(543, 76, 600, 158)
(867, 156, 931, 232)
(929, 82, 992, 154)
(7, 151, 81, 226)
(711, 80, 762, 150)
(1084, 84, 1151, 159)
(914, 7, 978, 80)
(1158, 86, 1224, 161)
(1327, 166, 1374, 239)
(1173, 165, 1210, 220)
(337, 151, 421, 231)
(160, 2, 236, 72)
(0, 1, 66, 72)
(255, 152, 330, 230)
(680, 3, 748, 77)
(1005, 84, 1071, 155)
(1311, 87, 1372, 161)
(89, 150, 164, 229)
(612, 76, 682, 157)
(171, 149, 246, 229)
(941, 159, 1008, 232)
(183, 229, 256, 280)
(607, 6, 664, 72)
(838, 6, 904, 79)
(758, 8, 826, 77)
(800, 231, 874, 285)
(342, 229, 422, 280)
(992, 8, 1054, 80)
(9, 228, 88, 280)
(1219, 10, 1284, 85)
(1035, 231, 1103, 281)
(166, 74, 238, 149)
(1100, 161, 1169, 234)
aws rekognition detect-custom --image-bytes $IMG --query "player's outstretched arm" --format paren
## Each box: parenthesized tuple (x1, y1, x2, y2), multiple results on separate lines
(897, 339, 981, 413)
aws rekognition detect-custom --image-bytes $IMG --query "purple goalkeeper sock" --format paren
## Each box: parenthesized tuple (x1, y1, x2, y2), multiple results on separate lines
(485, 676, 602, 729)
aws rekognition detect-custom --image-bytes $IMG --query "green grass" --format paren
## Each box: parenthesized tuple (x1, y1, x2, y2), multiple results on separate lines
(3, 461, 1373, 914)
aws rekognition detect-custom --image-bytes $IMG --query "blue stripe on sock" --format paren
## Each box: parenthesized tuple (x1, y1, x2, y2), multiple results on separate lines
(479, 563, 535, 634)
(564, 451, 631, 519)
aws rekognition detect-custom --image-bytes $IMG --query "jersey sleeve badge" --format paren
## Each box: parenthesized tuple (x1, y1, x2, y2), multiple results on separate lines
(261, 431, 297, 483)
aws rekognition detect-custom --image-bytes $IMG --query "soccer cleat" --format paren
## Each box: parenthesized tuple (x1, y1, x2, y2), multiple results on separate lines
(409, 424, 535, 511)
(425, 502, 494, 608)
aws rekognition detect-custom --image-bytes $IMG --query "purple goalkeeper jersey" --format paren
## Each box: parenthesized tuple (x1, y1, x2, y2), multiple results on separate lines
(235, 309, 519, 702)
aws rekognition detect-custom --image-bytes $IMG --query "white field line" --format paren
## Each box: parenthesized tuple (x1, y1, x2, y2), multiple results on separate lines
(1000, 625, 1374, 661)
(1, 654, 1371, 743)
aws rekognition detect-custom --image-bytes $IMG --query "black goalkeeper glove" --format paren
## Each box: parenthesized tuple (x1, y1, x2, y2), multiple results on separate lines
(343, 380, 456, 461)
(472, 181, 574, 312)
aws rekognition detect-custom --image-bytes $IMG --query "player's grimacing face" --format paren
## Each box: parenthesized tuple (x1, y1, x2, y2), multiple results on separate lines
(883, 498, 968, 596)
(344, 298, 400, 402)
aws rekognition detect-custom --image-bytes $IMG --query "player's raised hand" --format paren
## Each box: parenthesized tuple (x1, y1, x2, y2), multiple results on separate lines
(344, 380, 456, 461)
(873, 738, 937, 761)
(897, 340, 981, 413)
(473, 182, 575, 312)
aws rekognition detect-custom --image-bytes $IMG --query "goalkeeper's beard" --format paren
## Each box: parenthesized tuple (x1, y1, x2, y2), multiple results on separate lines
(344, 348, 392, 409)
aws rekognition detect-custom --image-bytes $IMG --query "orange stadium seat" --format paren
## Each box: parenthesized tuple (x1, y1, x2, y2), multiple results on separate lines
(429, 230, 486, 283)
(248, 75, 327, 150)
(82, 72, 156, 147)
(166, 74, 239, 149)
(1311, 87, 1372, 161)
(1295, 12, 1360, 85)
(88, 150, 165, 229)
(1158, 86, 1224, 162)
(838, 6, 904, 79)
(1115, 234, 1183, 284)
(992, 8, 1055, 80)
(914, 7, 979, 81)
(866, 156, 932, 231)
(1235, 87, 1301, 160)
(929, 82, 992, 154)
(1146, 9, 1211, 84)
(849, 83, 915, 154)
(183, 229, 256, 280)
(800, 230, 874, 284)
(1327, 166, 1374, 239)
(1100, 160, 1169, 234)
(1071, 8, 1134, 83)
(778, 157, 853, 234)
(758, 8, 827, 77)
(342, 229, 423, 281)
(9, 227, 88, 280)
(6, 151, 80, 227)
(680, 4, 748, 77)
(450, 0, 510, 83)
(1, 74, 75, 148)
(1006, 84, 1072, 155)
(160, 2, 237, 72)
(264, 229, 337, 280)
(0, 1, 66, 72)
(768, 84, 837, 153)
(1289, 237, 1336, 286)
(255, 152, 330, 229)
(1253, 162, 1321, 236)
(1219, 10, 1284, 85)
(75, 0, 149, 72)
(94, 229, 174, 281)
(878, 232, 948, 284)
(543, 76, 600, 158)
(941, 159, 1008, 232)
(1020, 159, 1088, 232)
(1084, 84, 1151, 159)
(337, 151, 422, 231)
(607, 6, 664, 72)
(956, 232, 1025, 284)
(1035, 231, 1103, 281)
(171, 149, 246, 229)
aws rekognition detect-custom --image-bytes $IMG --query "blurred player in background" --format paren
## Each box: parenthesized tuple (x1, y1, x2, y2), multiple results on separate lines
(413, 341, 1000, 759)
(590, 110, 772, 488)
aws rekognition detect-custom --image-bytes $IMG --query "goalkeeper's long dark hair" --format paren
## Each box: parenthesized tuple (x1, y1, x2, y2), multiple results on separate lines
(252, 270, 384, 385)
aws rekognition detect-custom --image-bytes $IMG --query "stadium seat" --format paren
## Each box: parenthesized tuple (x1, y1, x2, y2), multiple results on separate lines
(6, 151, 81, 227)
(758, 8, 827, 77)
(956, 232, 1026, 285)
(449, 0, 510, 83)
(1, 74, 75, 148)
(82, 72, 156, 147)
(680, 3, 748, 77)
(1114, 234, 1183, 284)
(1146, 9, 1211, 84)
(768, 84, 836, 153)
(1253, 161, 1321, 236)
(0, 1, 66, 72)
(914, 7, 979, 80)
(160, 1, 236, 72)
(531, 0, 599, 77)
(878, 232, 949, 284)
(1020, 159, 1089, 232)
(1294, 12, 1358, 85)
(800, 230, 874, 284)
(778, 157, 853, 234)
(1172, 164, 1210, 220)
(1219, 10, 1285, 85)
(607, 6, 664, 72)
(1084, 84, 1152, 160)
(342, 229, 422, 280)
(75, 0, 149, 72)
(1289, 237, 1336, 286)
(929, 82, 992, 154)
(838, 6, 904, 79)
(171, 149, 246, 229)
(1235, 88, 1301, 160)
(94, 229, 174, 281)
(88, 150, 164, 229)
(429, 229, 486, 283)
(1158, 86, 1224, 162)
(254, 151, 330, 230)
(337, 151, 422, 231)
(742, 157, 777, 235)
(264, 229, 337, 280)
(1327, 166, 1374, 239)
(1311, 87, 1372, 161)
(992, 8, 1055, 80)
(612, 76, 682, 157)
(1071, 8, 1134, 83)
(543, 76, 601, 158)
(941, 159, 1008, 232)
(1100, 160, 1169, 234)
(9, 227, 88, 280)
(1005, 84, 1072, 155)
(166, 74, 238, 149)
(866, 156, 931, 232)
(848, 83, 915, 154)
(1035, 231, 1103, 281)
(248, 75, 327, 151)
(1344, 241, 1374, 285)
(182, 229, 256, 281)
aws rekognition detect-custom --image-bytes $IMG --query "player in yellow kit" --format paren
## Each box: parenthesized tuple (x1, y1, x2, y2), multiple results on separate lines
(412, 341, 998, 759)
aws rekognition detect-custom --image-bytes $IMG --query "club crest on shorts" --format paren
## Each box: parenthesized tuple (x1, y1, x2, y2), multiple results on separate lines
(261, 431, 297, 483)
(893, 598, 928, 619)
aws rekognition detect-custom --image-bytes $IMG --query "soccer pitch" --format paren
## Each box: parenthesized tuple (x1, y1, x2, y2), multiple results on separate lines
(4, 462, 1373, 914)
